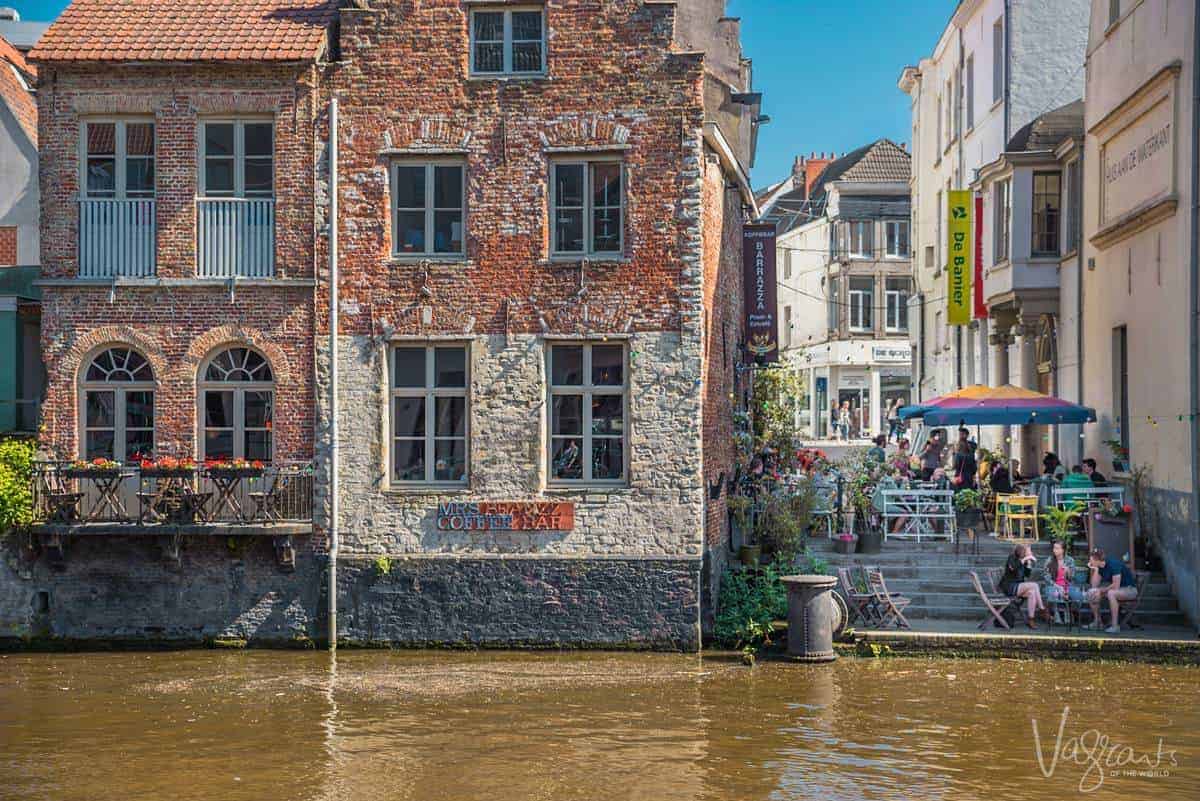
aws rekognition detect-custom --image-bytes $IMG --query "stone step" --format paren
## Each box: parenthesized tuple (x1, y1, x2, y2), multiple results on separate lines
(888, 591, 1183, 613)
(879, 604, 1189, 626)
(872, 578, 1177, 598)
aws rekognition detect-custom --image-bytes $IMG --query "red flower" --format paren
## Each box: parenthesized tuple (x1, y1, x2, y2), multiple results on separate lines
(1122, 504, 1133, 515)
(251, 460, 264, 469)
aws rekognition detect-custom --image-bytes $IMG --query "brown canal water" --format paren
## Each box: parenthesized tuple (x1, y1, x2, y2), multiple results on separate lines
(1, 651, 1196, 800)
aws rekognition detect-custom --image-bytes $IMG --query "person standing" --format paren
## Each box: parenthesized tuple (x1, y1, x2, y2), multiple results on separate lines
(951, 433, 977, 491)
(838, 400, 851, 441)
(920, 429, 944, 480)
(885, 398, 901, 443)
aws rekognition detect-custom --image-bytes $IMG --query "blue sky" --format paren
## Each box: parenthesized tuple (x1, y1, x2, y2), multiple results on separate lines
(11, 0, 956, 183)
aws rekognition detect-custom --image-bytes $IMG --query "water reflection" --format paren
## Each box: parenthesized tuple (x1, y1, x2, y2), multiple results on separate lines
(0, 651, 1195, 800)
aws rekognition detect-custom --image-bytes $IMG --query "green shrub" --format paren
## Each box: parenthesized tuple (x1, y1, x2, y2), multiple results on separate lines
(713, 561, 788, 649)
(0, 437, 36, 532)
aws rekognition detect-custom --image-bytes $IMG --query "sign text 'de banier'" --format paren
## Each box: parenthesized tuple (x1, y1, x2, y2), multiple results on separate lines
(742, 223, 779, 363)
(947, 190, 973, 326)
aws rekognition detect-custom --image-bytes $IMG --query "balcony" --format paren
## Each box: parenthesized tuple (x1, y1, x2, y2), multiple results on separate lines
(29, 460, 314, 567)
(78, 199, 157, 278)
(197, 198, 276, 278)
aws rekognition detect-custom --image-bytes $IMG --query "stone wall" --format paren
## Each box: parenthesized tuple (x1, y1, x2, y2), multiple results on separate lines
(326, 331, 704, 557)
(337, 554, 700, 650)
(0, 537, 322, 645)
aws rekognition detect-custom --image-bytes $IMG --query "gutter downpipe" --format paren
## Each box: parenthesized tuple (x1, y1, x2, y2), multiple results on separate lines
(1076, 137, 1085, 468)
(328, 97, 340, 651)
(1003, 0, 1011, 145)
(1189, 5, 1200, 634)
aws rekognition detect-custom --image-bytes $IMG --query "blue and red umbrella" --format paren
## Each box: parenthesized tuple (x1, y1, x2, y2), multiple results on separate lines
(898, 385, 1097, 427)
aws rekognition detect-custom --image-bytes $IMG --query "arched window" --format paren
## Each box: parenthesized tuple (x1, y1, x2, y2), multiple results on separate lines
(199, 347, 274, 462)
(80, 347, 155, 461)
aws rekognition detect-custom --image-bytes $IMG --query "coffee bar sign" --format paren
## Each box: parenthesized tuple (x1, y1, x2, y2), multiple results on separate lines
(436, 501, 575, 531)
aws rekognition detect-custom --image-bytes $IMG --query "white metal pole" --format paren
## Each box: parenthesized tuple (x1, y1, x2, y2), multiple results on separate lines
(328, 97, 339, 651)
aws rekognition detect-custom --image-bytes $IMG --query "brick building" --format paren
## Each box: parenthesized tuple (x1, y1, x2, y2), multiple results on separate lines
(2, 0, 759, 650)
(0, 1, 334, 642)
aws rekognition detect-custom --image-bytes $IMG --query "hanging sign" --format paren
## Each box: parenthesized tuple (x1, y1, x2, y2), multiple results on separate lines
(742, 223, 779, 363)
(973, 194, 987, 319)
(947, 190, 973, 326)
(436, 501, 575, 532)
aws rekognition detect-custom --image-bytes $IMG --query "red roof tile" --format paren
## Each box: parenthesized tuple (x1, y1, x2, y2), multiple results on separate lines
(28, 0, 339, 63)
(0, 34, 37, 145)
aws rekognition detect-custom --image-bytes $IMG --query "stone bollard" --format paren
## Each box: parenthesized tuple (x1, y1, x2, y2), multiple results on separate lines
(781, 574, 840, 663)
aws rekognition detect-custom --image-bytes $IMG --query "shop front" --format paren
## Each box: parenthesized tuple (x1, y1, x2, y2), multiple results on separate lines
(800, 341, 912, 441)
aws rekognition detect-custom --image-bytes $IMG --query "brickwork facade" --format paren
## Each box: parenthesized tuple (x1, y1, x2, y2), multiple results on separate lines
(13, 1, 757, 649)
(35, 63, 320, 462)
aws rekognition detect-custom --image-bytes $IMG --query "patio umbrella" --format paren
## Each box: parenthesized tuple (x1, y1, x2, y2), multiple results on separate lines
(898, 385, 1097, 426)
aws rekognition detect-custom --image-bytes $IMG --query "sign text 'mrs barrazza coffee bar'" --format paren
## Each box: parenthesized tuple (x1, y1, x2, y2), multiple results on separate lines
(436, 502, 576, 531)
(742, 223, 779, 363)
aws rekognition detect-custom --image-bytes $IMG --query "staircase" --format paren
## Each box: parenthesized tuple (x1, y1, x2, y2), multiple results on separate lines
(812, 537, 1189, 628)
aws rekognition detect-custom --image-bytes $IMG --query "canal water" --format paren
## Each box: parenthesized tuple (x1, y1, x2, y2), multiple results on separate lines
(1, 651, 1196, 800)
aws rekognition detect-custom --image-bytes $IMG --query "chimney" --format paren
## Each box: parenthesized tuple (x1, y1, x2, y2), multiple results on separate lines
(804, 152, 835, 197)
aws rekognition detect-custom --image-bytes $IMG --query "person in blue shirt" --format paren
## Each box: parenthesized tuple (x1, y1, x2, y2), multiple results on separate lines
(1084, 547, 1138, 633)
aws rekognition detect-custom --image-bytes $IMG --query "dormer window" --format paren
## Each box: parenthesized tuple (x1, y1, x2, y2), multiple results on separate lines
(470, 6, 545, 76)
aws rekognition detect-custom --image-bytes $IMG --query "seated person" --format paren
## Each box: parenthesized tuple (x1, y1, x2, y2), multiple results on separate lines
(1000, 543, 1046, 629)
(1062, 465, 1092, 488)
(867, 435, 887, 462)
(990, 461, 1014, 494)
(1082, 458, 1107, 486)
(1041, 540, 1083, 623)
(1084, 547, 1137, 634)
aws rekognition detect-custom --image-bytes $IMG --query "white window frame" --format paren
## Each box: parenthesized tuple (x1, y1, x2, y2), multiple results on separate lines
(848, 277, 873, 333)
(198, 347, 276, 463)
(388, 343, 470, 486)
(1031, 171, 1061, 256)
(994, 179, 1012, 263)
(547, 342, 629, 486)
(550, 158, 624, 257)
(828, 276, 840, 332)
(885, 278, 910, 333)
(992, 18, 1004, 105)
(1065, 158, 1081, 253)
(847, 221, 872, 258)
(965, 55, 975, 130)
(390, 160, 467, 257)
(469, 5, 547, 76)
(80, 118, 157, 200)
(782, 305, 792, 347)
(79, 347, 156, 461)
(198, 119, 275, 199)
(884, 220, 909, 258)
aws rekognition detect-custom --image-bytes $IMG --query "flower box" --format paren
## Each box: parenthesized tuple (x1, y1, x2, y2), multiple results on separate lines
(139, 467, 197, 480)
(62, 467, 124, 480)
(205, 467, 265, 479)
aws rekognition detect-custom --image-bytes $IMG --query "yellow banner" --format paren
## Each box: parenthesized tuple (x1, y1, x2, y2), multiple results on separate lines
(947, 190, 973, 326)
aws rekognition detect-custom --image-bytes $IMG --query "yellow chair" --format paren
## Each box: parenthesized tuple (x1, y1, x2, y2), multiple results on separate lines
(992, 492, 1015, 535)
(1001, 495, 1039, 541)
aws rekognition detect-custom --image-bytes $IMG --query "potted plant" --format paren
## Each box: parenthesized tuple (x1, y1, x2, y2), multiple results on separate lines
(953, 488, 985, 529)
(1042, 505, 1080, 552)
(833, 532, 857, 555)
(1103, 439, 1129, 473)
(727, 494, 759, 566)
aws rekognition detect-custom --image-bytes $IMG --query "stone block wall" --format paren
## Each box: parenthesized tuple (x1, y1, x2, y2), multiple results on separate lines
(337, 554, 700, 650)
(0, 537, 322, 645)
(327, 331, 703, 557)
